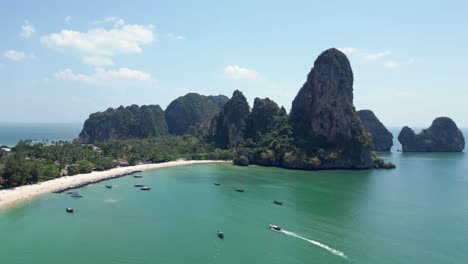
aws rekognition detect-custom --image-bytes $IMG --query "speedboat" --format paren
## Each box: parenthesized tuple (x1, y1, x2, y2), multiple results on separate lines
(141, 187, 151, 191)
(217, 230, 224, 238)
(269, 224, 281, 231)
(134, 184, 144, 187)
(273, 200, 283, 205)
(66, 208, 74, 213)
(106, 185, 112, 189)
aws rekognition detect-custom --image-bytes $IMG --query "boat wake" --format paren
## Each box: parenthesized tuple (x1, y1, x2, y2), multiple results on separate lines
(280, 229, 347, 259)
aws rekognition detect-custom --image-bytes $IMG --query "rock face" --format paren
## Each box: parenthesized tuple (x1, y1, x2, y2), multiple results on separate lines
(79, 105, 168, 144)
(398, 117, 465, 152)
(165, 93, 229, 135)
(214, 90, 251, 148)
(289, 48, 373, 169)
(358, 110, 393, 151)
(246, 98, 281, 139)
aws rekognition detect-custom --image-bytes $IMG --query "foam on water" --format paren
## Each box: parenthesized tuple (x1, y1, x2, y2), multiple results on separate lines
(104, 198, 119, 203)
(280, 229, 347, 259)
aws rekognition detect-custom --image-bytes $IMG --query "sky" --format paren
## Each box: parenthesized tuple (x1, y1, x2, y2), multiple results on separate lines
(0, 0, 467, 127)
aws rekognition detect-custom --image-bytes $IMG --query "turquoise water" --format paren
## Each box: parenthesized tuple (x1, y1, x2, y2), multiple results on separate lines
(0, 123, 82, 146)
(1, 154, 467, 263)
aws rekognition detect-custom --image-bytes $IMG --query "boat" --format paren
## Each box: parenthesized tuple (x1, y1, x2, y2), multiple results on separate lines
(235, 188, 245, 192)
(66, 208, 74, 213)
(106, 185, 112, 189)
(213, 182, 220, 186)
(269, 224, 281, 231)
(133, 175, 143, 178)
(134, 184, 144, 187)
(273, 200, 283, 205)
(141, 187, 151, 191)
(70, 193, 83, 198)
(217, 230, 224, 238)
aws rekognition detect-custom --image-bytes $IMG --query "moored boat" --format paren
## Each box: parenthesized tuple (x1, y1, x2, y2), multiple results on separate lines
(141, 187, 151, 191)
(217, 230, 224, 238)
(70, 192, 83, 198)
(273, 200, 283, 205)
(66, 208, 74, 213)
(235, 188, 245, 192)
(213, 182, 220, 186)
(133, 175, 143, 178)
(106, 185, 112, 189)
(134, 184, 144, 187)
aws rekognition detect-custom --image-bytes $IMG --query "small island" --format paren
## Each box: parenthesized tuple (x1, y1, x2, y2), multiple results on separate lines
(398, 117, 465, 152)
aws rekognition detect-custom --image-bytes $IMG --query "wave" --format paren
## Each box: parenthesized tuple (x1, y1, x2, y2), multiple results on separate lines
(280, 229, 347, 259)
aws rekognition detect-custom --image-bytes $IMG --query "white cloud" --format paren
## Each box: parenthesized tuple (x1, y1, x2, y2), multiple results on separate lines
(94, 67, 151, 81)
(52, 67, 152, 83)
(0, 63, 4, 69)
(4, 50, 34, 61)
(20, 20, 35, 38)
(41, 22, 155, 57)
(82, 56, 115, 66)
(93, 17, 126, 28)
(338, 47, 358, 54)
(224, 65, 260, 80)
(53, 69, 90, 81)
(338, 47, 391, 60)
(384, 60, 399, 69)
(65, 16, 72, 23)
(406, 58, 415, 64)
(360, 50, 391, 60)
(167, 33, 186, 40)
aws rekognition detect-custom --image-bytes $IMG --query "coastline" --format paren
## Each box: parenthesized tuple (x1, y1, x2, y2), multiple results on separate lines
(0, 160, 229, 210)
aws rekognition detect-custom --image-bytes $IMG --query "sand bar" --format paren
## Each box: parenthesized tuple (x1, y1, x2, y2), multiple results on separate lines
(0, 160, 229, 209)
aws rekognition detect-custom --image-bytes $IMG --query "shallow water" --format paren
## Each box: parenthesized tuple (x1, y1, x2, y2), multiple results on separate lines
(1, 153, 467, 263)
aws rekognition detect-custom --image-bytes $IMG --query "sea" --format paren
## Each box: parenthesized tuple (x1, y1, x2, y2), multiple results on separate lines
(0, 125, 467, 264)
(0, 123, 83, 147)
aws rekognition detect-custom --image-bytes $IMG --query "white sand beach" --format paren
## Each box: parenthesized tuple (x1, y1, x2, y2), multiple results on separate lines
(0, 160, 228, 209)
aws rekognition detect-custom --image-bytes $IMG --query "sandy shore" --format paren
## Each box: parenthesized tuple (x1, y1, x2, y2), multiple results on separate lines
(0, 160, 228, 209)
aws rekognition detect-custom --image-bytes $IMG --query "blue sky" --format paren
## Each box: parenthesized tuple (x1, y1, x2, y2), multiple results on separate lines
(0, 0, 467, 127)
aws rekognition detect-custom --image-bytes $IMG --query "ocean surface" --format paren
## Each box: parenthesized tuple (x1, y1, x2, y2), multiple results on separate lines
(0, 128, 467, 263)
(0, 123, 82, 146)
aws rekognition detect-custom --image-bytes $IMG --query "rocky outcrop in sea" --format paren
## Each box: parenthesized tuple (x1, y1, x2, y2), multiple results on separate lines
(398, 117, 465, 152)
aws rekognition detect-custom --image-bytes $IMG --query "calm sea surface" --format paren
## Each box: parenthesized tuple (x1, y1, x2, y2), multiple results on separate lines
(0, 128, 467, 263)
(0, 123, 82, 146)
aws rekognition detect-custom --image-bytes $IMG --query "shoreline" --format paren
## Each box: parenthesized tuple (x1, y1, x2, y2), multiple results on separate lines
(0, 160, 229, 210)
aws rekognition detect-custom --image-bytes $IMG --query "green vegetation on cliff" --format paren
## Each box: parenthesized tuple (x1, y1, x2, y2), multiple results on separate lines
(79, 104, 168, 144)
(165, 93, 229, 135)
(214, 90, 251, 148)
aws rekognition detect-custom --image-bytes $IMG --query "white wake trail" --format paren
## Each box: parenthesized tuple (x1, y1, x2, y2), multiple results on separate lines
(280, 230, 347, 259)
